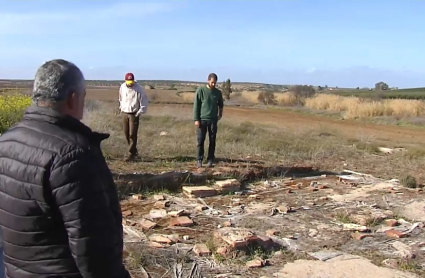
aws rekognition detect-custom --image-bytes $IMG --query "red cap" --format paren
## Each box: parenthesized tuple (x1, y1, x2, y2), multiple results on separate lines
(125, 73, 134, 81)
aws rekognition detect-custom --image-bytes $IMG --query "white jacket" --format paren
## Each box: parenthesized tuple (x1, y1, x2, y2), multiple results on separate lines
(119, 82, 149, 116)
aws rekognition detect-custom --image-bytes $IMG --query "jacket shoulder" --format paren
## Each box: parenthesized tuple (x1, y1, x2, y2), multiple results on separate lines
(0, 119, 89, 157)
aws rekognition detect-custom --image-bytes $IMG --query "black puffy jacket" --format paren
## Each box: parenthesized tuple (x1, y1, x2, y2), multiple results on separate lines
(0, 105, 130, 278)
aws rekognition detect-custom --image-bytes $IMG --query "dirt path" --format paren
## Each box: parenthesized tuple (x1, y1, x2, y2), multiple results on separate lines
(150, 104, 425, 147)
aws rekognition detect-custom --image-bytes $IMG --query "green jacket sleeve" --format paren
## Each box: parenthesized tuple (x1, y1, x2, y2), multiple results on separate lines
(218, 90, 224, 108)
(193, 87, 202, 121)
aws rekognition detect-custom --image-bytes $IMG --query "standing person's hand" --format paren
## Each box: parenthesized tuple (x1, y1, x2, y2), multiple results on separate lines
(194, 121, 200, 128)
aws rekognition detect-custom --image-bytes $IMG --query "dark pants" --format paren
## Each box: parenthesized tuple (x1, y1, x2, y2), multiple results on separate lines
(197, 120, 218, 162)
(122, 112, 139, 156)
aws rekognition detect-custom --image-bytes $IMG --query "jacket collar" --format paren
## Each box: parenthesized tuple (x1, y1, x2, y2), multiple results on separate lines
(23, 105, 110, 143)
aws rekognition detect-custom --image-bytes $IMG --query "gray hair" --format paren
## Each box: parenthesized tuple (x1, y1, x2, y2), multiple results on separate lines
(32, 59, 85, 104)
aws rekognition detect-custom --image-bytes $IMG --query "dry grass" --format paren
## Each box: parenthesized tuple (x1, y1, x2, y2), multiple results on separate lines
(305, 94, 425, 119)
(179, 92, 195, 103)
(276, 92, 298, 106)
(81, 100, 425, 183)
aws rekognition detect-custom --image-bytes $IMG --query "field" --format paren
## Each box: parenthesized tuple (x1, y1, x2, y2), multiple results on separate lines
(2, 81, 425, 277)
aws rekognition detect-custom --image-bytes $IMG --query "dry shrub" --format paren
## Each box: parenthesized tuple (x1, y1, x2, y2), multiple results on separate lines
(275, 92, 298, 106)
(305, 94, 425, 119)
(344, 101, 390, 119)
(179, 92, 195, 103)
(384, 99, 425, 117)
(238, 91, 261, 103)
(304, 94, 361, 111)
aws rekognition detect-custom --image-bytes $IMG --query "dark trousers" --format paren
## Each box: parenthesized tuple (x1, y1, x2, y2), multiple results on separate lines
(197, 120, 218, 162)
(122, 113, 139, 156)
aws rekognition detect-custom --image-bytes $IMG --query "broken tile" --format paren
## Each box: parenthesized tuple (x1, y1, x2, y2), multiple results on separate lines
(214, 228, 257, 249)
(385, 219, 399, 227)
(193, 244, 211, 256)
(140, 219, 157, 231)
(149, 234, 172, 245)
(183, 186, 217, 198)
(170, 216, 194, 227)
(385, 229, 407, 238)
(215, 179, 241, 193)
(149, 209, 167, 219)
(351, 232, 373, 240)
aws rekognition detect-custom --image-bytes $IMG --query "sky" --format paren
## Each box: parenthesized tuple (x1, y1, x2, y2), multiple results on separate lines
(0, 0, 424, 88)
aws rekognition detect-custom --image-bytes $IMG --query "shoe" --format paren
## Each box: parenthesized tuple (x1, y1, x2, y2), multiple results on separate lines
(124, 154, 136, 162)
(206, 160, 214, 168)
(196, 160, 202, 168)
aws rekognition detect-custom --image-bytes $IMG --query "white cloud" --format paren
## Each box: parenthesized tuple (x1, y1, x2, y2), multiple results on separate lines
(0, 2, 173, 35)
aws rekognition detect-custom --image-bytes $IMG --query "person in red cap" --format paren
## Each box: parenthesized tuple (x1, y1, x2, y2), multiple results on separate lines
(119, 73, 149, 161)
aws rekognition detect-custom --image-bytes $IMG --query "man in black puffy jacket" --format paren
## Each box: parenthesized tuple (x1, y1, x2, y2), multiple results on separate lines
(0, 59, 131, 278)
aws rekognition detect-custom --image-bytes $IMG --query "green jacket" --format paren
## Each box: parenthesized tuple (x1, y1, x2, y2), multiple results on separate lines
(193, 86, 224, 122)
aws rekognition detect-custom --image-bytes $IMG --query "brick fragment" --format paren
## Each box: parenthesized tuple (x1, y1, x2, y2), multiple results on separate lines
(193, 244, 211, 256)
(170, 216, 194, 227)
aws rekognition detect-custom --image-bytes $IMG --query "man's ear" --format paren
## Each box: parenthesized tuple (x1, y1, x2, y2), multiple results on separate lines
(65, 91, 77, 109)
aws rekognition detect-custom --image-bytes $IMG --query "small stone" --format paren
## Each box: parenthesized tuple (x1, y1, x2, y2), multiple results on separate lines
(286, 189, 293, 194)
(292, 182, 303, 189)
(277, 205, 292, 214)
(149, 209, 167, 219)
(308, 229, 319, 237)
(310, 181, 318, 187)
(168, 210, 189, 217)
(266, 229, 279, 236)
(122, 210, 133, 217)
(153, 194, 165, 201)
(195, 205, 208, 212)
(351, 232, 373, 240)
(170, 216, 194, 227)
(193, 244, 211, 256)
(385, 219, 399, 227)
(149, 242, 166, 248)
(183, 235, 190, 240)
(246, 258, 265, 268)
(248, 194, 259, 199)
(385, 229, 407, 238)
(154, 200, 170, 209)
(132, 194, 143, 200)
(382, 258, 399, 268)
(216, 246, 228, 256)
(140, 219, 157, 231)
(223, 221, 232, 227)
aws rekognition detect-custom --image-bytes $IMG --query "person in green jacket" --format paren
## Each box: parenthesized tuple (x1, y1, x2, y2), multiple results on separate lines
(193, 73, 224, 168)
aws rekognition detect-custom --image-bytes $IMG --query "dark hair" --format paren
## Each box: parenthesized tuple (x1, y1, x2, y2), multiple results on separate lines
(208, 73, 218, 81)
